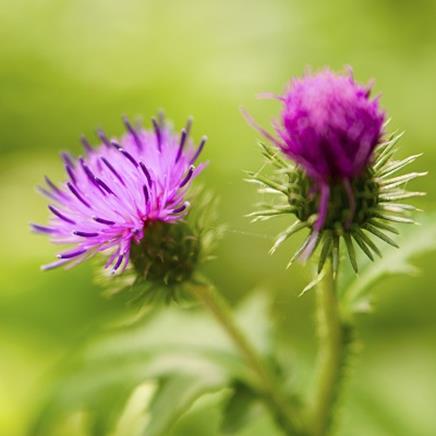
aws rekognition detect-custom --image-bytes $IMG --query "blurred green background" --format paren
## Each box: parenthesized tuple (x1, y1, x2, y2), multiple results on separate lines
(1, 0, 435, 435)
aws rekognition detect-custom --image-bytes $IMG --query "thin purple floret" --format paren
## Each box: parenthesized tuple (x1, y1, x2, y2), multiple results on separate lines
(179, 166, 194, 188)
(48, 205, 76, 224)
(73, 231, 99, 238)
(31, 224, 57, 234)
(93, 216, 115, 225)
(58, 248, 88, 259)
(152, 118, 162, 152)
(67, 182, 91, 208)
(139, 162, 152, 186)
(123, 116, 142, 150)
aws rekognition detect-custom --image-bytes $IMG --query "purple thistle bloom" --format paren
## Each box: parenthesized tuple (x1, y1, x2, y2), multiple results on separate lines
(246, 69, 425, 274)
(32, 114, 207, 273)
(278, 69, 384, 182)
(244, 69, 385, 256)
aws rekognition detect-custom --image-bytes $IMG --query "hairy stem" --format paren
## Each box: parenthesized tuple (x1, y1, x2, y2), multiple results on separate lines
(189, 283, 304, 436)
(311, 260, 351, 436)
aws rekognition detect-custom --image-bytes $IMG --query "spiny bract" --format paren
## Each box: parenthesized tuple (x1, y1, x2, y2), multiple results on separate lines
(247, 135, 425, 275)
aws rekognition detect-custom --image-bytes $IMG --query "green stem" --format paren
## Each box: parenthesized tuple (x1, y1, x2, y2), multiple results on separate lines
(190, 282, 303, 436)
(311, 260, 350, 436)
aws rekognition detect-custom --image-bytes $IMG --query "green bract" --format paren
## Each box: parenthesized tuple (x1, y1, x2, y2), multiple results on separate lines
(247, 131, 426, 276)
(131, 221, 201, 289)
(96, 190, 222, 304)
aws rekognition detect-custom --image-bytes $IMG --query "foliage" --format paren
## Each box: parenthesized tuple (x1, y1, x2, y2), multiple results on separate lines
(27, 214, 436, 435)
(339, 213, 436, 316)
(30, 293, 281, 436)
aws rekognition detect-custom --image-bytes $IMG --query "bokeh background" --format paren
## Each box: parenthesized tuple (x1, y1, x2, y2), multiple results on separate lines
(1, 0, 436, 435)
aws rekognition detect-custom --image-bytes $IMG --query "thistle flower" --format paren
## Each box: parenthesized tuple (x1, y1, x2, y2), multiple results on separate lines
(245, 69, 426, 274)
(32, 114, 207, 276)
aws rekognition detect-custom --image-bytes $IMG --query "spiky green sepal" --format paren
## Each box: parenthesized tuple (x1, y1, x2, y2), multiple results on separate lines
(247, 133, 426, 276)
(96, 190, 223, 305)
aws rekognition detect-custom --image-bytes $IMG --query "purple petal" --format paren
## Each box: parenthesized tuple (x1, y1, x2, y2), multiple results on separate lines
(45, 176, 68, 199)
(172, 202, 189, 214)
(67, 183, 91, 208)
(123, 116, 142, 149)
(57, 248, 88, 259)
(140, 162, 152, 186)
(101, 157, 125, 186)
(179, 166, 194, 188)
(95, 177, 115, 195)
(81, 135, 93, 154)
(97, 129, 112, 147)
(190, 136, 207, 164)
(152, 117, 162, 151)
(31, 223, 57, 234)
(112, 254, 124, 272)
(41, 259, 70, 271)
(93, 216, 115, 225)
(143, 184, 149, 204)
(48, 205, 76, 224)
(65, 164, 77, 184)
(119, 148, 138, 168)
(176, 128, 188, 163)
(61, 152, 75, 167)
(73, 231, 99, 238)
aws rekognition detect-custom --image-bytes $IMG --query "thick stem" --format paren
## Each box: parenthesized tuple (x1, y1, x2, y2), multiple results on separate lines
(311, 260, 350, 436)
(189, 283, 303, 436)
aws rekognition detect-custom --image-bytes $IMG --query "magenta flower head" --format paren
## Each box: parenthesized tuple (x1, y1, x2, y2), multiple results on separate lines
(245, 68, 426, 274)
(32, 114, 207, 283)
(278, 69, 384, 182)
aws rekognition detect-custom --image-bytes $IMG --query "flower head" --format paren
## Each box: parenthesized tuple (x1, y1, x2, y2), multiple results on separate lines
(32, 114, 207, 274)
(245, 69, 426, 275)
(278, 69, 385, 182)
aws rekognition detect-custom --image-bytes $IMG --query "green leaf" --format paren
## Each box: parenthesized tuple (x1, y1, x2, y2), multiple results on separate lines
(220, 382, 260, 434)
(146, 375, 226, 436)
(29, 293, 272, 436)
(339, 213, 436, 316)
(299, 269, 326, 297)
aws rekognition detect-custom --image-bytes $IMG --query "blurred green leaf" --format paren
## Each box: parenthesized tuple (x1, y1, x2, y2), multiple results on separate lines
(88, 383, 135, 436)
(220, 382, 259, 434)
(146, 375, 224, 436)
(339, 213, 436, 315)
(29, 293, 272, 436)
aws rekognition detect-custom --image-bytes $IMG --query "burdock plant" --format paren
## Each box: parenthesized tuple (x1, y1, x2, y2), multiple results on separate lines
(245, 68, 426, 435)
